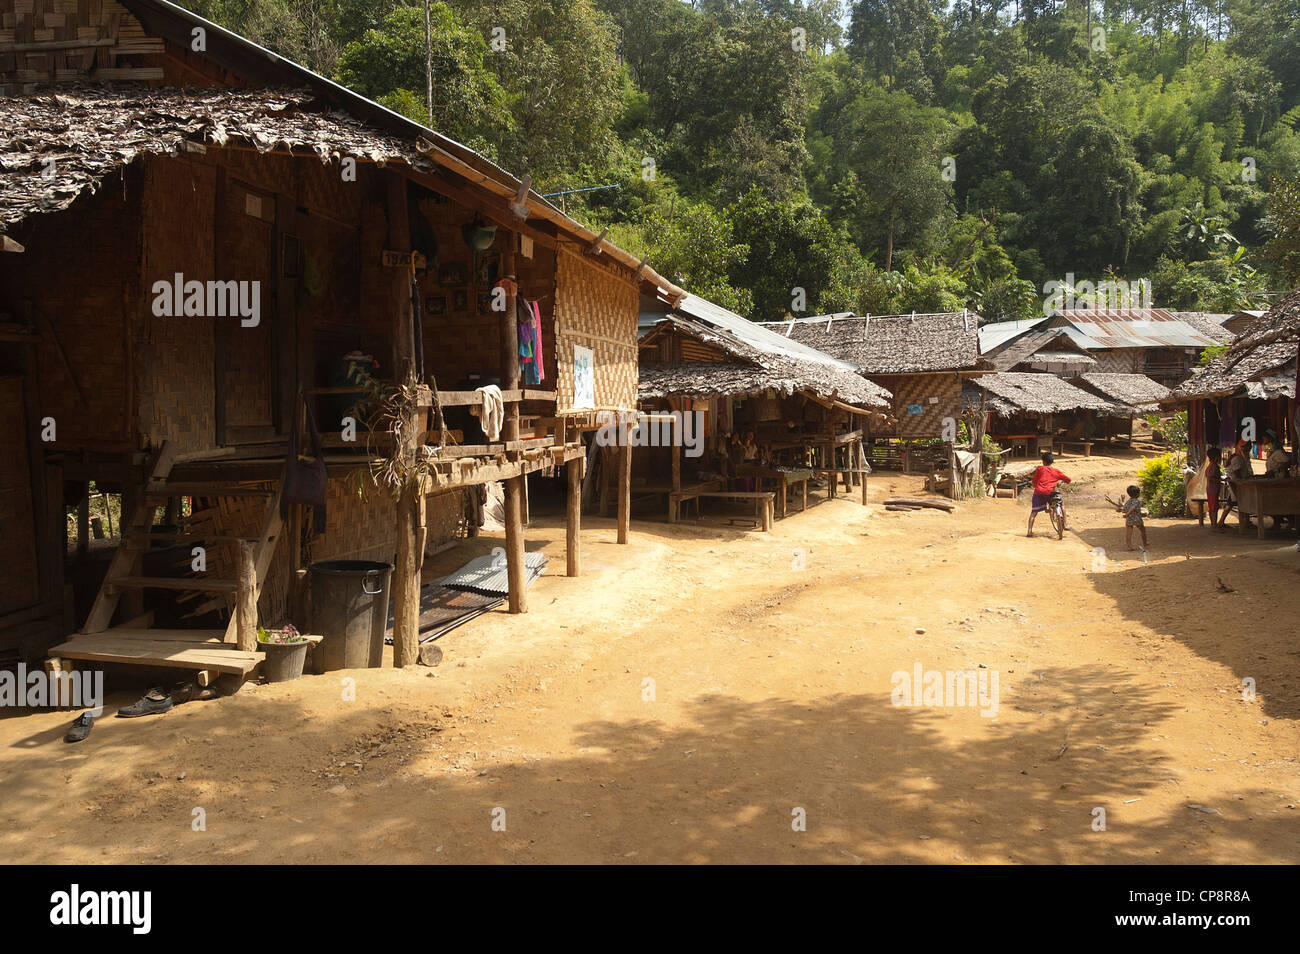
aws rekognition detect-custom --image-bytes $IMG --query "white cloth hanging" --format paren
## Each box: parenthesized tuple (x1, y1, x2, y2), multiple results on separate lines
(470, 384, 504, 441)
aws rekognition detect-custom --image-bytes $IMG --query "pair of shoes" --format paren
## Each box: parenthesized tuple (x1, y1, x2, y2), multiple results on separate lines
(116, 687, 174, 718)
(64, 711, 96, 743)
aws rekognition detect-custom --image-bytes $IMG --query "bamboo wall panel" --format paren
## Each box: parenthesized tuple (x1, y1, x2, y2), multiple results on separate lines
(219, 178, 275, 428)
(0, 376, 40, 615)
(0, 0, 165, 93)
(871, 373, 961, 439)
(0, 169, 137, 449)
(139, 155, 217, 455)
(553, 246, 637, 412)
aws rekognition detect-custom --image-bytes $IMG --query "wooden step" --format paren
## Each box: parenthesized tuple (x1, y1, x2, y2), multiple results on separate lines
(106, 576, 240, 593)
(48, 634, 264, 676)
(145, 483, 274, 498)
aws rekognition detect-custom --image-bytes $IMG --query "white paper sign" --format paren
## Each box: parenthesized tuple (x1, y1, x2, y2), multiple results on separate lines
(573, 344, 595, 410)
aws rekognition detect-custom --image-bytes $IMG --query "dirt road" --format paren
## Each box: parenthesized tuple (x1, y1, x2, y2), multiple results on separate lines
(2, 452, 1297, 864)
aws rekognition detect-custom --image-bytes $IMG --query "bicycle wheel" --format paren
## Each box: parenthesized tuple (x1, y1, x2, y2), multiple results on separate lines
(1049, 501, 1064, 539)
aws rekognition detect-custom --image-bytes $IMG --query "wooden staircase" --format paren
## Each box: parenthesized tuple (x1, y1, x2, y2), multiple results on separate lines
(47, 441, 286, 683)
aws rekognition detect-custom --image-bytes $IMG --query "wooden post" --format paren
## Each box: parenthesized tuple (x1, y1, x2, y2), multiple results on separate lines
(617, 431, 631, 544)
(501, 234, 528, 613)
(388, 173, 423, 665)
(671, 417, 681, 492)
(566, 456, 581, 577)
(236, 540, 258, 652)
(76, 488, 89, 557)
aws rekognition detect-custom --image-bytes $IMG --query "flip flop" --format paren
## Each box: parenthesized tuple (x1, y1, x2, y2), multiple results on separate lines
(116, 687, 174, 718)
(64, 711, 95, 743)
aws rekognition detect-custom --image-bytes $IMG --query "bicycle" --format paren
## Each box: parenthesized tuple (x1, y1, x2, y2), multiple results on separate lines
(1046, 489, 1066, 539)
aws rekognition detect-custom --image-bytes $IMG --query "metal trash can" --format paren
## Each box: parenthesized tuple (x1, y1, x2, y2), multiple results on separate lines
(308, 560, 393, 672)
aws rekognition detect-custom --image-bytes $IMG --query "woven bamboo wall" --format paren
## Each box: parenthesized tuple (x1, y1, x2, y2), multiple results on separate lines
(872, 373, 962, 439)
(0, 166, 138, 450)
(0, 376, 40, 615)
(1092, 350, 1142, 373)
(0, 0, 165, 94)
(138, 155, 217, 455)
(554, 245, 638, 412)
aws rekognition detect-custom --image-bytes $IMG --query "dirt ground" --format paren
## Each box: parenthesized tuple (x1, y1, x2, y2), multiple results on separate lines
(2, 450, 1297, 864)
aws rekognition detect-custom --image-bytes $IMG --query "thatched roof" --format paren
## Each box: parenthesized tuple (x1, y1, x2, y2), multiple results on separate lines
(1167, 289, 1300, 401)
(758, 312, 983, 374)
(964, 372, 1129, 417)
(0, 87, 418, 232)
(0, 81, 686, 297)
(1073, 373, 1171, 408)
(639, 313, 891, 409)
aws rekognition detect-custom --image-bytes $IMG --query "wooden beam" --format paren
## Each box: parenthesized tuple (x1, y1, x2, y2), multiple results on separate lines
(566, 455, 582, 577)
(501, 234, 528, 614)
(235, 541, 258, 653)
(388, 172, 423, 667)
(617, 437, 631, 544)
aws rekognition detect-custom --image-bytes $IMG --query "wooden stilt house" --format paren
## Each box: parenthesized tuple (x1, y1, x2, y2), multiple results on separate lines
(0, 0, 682, 677)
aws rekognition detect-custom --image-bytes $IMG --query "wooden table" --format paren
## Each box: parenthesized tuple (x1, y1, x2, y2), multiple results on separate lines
(736, 464, 814, 517)
(1233, 477, 1300, 539)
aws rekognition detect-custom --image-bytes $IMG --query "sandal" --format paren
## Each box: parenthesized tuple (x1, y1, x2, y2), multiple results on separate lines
(116, 687, 174, 718)
(64, 711, 96, 743)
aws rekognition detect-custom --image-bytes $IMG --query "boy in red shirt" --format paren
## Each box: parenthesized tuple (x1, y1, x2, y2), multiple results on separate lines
(1027, 451, 1071, 537)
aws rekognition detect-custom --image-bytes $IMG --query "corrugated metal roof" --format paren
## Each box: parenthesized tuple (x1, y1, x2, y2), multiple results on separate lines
(978, 316, 1050, 353)
(439, 552, 548, 597)
(1052, 309, 1227, 349)
(673, 295, 860, 372)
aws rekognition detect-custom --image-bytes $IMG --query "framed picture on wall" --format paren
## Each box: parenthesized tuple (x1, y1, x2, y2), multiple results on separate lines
(426, 295, 447, 316)
(476, 293, 493, 315)
(438, 261, 468, 286)
(453, 289, 468, 312)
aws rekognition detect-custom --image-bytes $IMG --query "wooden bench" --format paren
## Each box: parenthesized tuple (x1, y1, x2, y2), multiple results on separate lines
(670, 490, 775, 531)
(1054, 440, 1094, 457)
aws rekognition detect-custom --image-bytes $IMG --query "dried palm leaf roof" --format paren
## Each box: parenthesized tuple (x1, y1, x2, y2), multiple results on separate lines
(1073, 373, 1171, 408)
(964, 372, 1129, 416)
(639, 314, 891, 409)
(0, 82, 686, 298)
(757, 312, 983, 374)
(1167, 288, 1300, 401)
(0, 87, 412, 231)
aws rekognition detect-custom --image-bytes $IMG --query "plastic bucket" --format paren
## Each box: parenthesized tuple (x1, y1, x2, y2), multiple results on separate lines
(260, 640, 309, 683)
(308, 560, 393, 672)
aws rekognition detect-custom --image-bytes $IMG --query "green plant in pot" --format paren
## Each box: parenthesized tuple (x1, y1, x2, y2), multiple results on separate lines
(257, 623, 310, 683)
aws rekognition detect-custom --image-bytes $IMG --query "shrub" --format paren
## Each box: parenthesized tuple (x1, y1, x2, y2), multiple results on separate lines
(1136, 453, 1187, 517)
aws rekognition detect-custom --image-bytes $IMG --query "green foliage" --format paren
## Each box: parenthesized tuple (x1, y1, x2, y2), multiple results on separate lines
(176, 0, 1300, 312)
(1143, 411, 1189, 449)
(1199, 344, 1231, 365)
(1136, 453, 1187, 518)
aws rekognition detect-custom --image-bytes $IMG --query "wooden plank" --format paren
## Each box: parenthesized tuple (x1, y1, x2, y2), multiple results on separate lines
(48, 638, 264, 676)
(145, 483, 274, 498)
(98, 627, 225, 643)
(108, 576, 240, 593)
